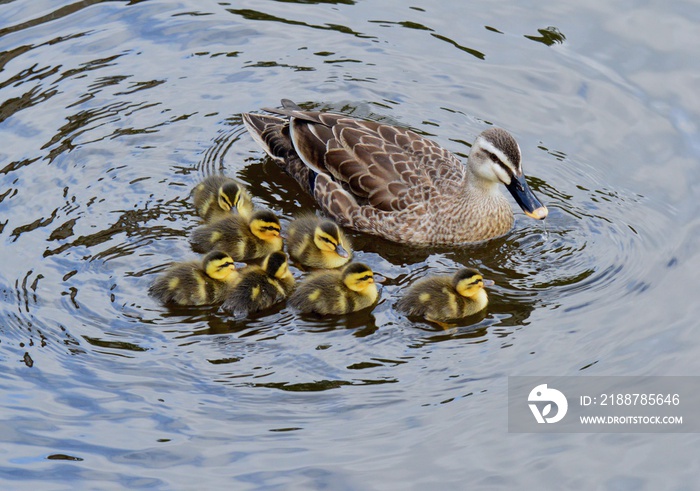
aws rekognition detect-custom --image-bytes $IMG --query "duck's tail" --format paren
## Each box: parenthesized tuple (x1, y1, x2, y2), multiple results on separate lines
(242, 106, 317, 195)
(241, 112, 291, 163)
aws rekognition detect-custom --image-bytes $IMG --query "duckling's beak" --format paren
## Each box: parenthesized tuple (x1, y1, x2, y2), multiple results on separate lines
(505, 174, 548, 220)
(335, 244, 349, 258)
(482, 279, 495, 287)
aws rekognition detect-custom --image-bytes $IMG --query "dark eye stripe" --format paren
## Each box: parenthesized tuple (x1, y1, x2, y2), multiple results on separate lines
(485, 150, 514, 175)
(485, 150, 498, 161)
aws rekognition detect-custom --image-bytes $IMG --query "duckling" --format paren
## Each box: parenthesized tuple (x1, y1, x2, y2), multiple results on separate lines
(189, 209, 283, 261)
(243, 99, 548, 245)
(222, 251, 295, 315)
(288, 262, 378, 315)
(287, 213, 352, 269)
(192, 175, 254, 222)
(396, 268, 493, 325)
(149, 250, 238, 306)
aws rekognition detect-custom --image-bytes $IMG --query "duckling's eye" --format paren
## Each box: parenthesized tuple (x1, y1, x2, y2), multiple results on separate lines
(320, 236, 336, 245)
(358, 274, 373, 281)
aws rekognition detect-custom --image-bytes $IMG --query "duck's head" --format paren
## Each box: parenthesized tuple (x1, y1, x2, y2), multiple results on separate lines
(219, 182, 253, 218)
(314, 220, 350, 258)
(263, 251, 293, 281)
(218, 182, 242, 212)
(342, 262, 375, 293)
(203, 250, 238, 282)
(453, 268, 493, 298)
(469, 128, 548, 220)
(249, 210, 282, 242)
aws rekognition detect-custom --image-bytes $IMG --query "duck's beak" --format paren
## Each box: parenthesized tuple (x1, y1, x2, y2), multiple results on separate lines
(335, 244, 349, 258)
(505, 174, 548, 220)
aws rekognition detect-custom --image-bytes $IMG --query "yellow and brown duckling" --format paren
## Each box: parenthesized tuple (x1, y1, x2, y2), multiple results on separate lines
(192, 175, 254, 222)
(149, 250, 239, 306)
(396, 268, 493, 325)
(222, 251, 295, 315)
(287, 213, 352, 269)
(288, 262, 378, 315)
(189, 209, 283, 261)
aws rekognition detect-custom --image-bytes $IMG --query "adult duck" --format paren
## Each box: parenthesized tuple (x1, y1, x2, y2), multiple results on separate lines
(242, 99, 547, 245)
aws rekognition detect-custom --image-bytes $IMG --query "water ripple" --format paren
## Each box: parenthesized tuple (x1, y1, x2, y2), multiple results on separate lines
(0, 0, 696, 487)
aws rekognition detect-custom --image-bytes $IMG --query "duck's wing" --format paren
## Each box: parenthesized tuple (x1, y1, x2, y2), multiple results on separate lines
(252, 102, 467, 213)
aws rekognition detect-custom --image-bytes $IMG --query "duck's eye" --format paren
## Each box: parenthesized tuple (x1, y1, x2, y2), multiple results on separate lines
(485, 150, 500, 163)
(485, 151, 517, 183)
(486, 151, 507, 170)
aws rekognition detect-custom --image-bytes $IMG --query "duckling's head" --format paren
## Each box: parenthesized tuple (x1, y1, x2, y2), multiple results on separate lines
(249, 210, 282, 242)
(314, 220, 349, 258)
(469, 128, 548, 221)
(342, 262, 375, 293)
(453, 268, 491, 298)
(203, 250, 237, 281)
(219, 182, 253, 218)
(218, 182, 242, 212)
(262, 251, 292, 280)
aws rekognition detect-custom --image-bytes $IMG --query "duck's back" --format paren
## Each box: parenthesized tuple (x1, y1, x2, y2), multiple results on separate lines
(150, 262, 223, 306)
(192, 176, 228, 221)
(289, 270, 371, 315)
(222, 268, 290, 315)
(189, 214, 251, 258)
(397, 276, 454, 318)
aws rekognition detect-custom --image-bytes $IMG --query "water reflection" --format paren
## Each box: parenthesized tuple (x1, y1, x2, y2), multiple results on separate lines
(1, 0, 694, 486)
(228, 8, 372, 39)
(524, 26, 566, 46)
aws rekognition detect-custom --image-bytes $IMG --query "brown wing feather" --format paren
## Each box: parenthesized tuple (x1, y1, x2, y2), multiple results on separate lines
(289, 118, 328, 175)
(257, 103, 467, 213)
(330, 120, 463, 211)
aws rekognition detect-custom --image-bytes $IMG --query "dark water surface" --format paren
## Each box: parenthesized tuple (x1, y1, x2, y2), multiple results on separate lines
(1, 0, 699, 489)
